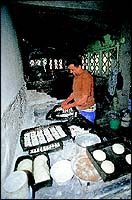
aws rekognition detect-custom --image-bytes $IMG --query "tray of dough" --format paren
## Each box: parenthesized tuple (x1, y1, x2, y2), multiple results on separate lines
(20, 122, 71, 152)
(32, 154, 52, 191)
(14, 155, 35, 187)
(86, 137, 131, 182)
(14, 154, 52, 192)
(46, 104, 78, 120)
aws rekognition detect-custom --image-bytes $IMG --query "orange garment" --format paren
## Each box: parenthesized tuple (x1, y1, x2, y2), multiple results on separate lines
(72, 70, 95, 110)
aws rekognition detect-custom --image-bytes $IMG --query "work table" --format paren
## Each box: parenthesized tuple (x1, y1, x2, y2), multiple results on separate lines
(35, 138, 131, 199)
(12, 91, 131, 199)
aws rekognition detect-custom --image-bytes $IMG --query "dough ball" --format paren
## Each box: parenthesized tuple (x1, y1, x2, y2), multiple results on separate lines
(93, 149, 106, 161)
(101, 160, 115, 174)
(125, 154, 131, 165)
(112, 143, 125, 154)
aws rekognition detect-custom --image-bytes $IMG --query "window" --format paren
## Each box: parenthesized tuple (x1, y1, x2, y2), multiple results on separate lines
(82, 46, 118, 77)
(28, 44, 119, 78)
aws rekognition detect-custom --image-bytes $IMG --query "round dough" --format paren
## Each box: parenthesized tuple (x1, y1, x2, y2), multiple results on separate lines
(101, 160, 115, 174)
(125, 154, 131, 165)
(93, 149, 106, 161)
(112, 143, 125, 154)
(50, 160, 74, 184)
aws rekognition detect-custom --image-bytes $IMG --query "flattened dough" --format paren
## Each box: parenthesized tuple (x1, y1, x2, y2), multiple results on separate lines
(125, 154, 131, 165)
(112, 143, 125, 154)
(101, 160, 115, 174)
(93, 149, 106, 161)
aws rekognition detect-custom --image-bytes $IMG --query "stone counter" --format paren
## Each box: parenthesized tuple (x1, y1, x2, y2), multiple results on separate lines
(35, 139, 131, 199)
(10, 90, 131, 199)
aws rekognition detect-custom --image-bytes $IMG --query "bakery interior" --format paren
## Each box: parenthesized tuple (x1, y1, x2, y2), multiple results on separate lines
(1, 1, 131, 199)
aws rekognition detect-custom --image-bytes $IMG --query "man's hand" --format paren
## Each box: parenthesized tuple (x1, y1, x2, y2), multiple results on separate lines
(61, 103, 71, 110)
(61, 101, 72, 110)
(61, 101, 68, 108)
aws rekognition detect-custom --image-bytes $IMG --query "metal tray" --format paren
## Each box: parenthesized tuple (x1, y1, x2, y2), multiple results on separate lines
(14, 155, 35, 187)
(86, 137, 131, 181)
(20, 122, 71, 151)
(32, 154, 52, 191)
(14, 154, 52, 192)
(46, 104, 78, 120)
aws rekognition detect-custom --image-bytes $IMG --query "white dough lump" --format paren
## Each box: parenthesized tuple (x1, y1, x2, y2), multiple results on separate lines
(33, 155, 50, 184)
(101, 160, 115, 174)
(125, 154, 131, 165)
(92, 149, 106, 161)
(112, 143, 125, 154)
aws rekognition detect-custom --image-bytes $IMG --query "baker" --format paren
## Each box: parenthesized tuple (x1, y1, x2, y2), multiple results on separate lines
(61, 57, 96, 124)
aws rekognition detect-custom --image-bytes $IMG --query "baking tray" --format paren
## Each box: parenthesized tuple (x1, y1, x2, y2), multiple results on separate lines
(46, 104, 78, 120)
(32, 154, 52, 191)
(14, 155, 35, 187)
(46, 104, 94, 130)
(86, 137, 131, 182)
(20, 122, 71, 151)
(14, 154, 52, 192)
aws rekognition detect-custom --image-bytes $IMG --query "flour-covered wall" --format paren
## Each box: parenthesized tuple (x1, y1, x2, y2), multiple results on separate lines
(1, 4, 27, 198)
(1, 4, 25, 116)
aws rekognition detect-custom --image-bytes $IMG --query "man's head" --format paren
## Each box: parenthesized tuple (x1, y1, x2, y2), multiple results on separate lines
(67, 58, 83, 76)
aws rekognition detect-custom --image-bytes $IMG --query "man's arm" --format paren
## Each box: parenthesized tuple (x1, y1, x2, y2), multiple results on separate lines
(61, 93, 74, 108)
(62, 94, 88, 110)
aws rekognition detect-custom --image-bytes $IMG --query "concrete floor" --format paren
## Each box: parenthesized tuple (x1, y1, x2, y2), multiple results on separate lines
(12, 90, 131, 199)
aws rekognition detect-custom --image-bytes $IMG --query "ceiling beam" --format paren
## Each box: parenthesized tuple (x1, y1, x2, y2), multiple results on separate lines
(13, 1, 106, 11)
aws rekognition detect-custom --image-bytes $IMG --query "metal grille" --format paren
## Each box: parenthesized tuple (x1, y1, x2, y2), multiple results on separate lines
(28, 46, 118, 77)
(82, 46, 118, 77)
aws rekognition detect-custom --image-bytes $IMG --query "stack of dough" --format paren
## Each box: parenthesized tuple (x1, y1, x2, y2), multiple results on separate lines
(49, 126, 61, 140)
(54, 126, 66, 138)
(33, 155, 50, 184)
(43, 128, 54, 142)
(24, 132, 32, 147)
(17, 158, 32, 173)
(36, 129, 47, 144)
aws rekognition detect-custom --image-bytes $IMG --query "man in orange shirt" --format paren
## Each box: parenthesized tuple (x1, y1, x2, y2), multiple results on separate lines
(61, 58, 96, 123)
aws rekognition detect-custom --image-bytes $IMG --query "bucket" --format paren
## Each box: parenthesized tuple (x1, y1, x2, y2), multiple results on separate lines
(110, 118, 120, 130)
(3, 171, 29, 199)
